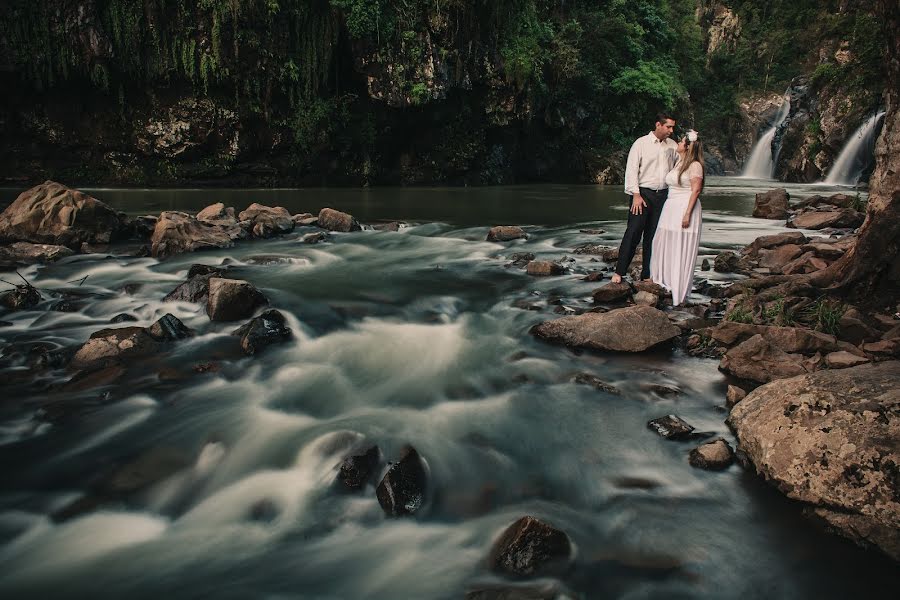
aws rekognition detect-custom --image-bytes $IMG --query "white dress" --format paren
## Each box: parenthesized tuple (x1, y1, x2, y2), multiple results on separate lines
(650, 161, 703, 306)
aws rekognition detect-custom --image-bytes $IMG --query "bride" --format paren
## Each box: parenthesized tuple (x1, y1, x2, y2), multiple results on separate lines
(649, 130, 704, 307)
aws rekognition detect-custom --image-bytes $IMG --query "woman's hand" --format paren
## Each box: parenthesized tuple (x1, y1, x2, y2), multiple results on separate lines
(681, 213, 691, 228)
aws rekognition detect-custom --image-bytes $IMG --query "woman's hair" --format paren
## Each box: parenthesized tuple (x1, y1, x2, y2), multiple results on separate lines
(677, 136, 704, 189)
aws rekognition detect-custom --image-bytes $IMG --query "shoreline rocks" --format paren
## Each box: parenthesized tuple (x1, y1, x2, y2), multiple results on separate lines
(531, 306, 680, 352)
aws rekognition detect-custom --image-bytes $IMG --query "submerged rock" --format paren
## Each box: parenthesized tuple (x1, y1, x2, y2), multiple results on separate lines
(206, 278, 268, 321)
(647, 415, 696, 440)
(0, 285, 41, 310)
(689, 439, 735, 470)
(318, 207, 361, 232)
(337, 445, 381, 490)
(728, 362, 900, 560)
(232, 309, 292, 355)
(573, 372, 621, 394)
(486, 226, 527, 242)
(531, 306, 680, 352)
(488, 516, 572, 577)
(376, 445, 428, 516)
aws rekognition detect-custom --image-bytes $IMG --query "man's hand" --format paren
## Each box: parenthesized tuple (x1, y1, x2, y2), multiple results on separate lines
(631, 195, 647, 215)
(681, 213, 691, 228)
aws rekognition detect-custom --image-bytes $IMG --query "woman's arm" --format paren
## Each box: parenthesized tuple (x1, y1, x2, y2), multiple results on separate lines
(681, 163, 703, 228)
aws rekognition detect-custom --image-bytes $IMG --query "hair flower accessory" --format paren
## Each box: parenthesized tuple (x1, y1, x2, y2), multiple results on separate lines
(687, 129, 699, 143)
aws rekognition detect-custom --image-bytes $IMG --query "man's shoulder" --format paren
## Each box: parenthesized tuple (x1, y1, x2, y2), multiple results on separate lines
(630, 133, 653, 149)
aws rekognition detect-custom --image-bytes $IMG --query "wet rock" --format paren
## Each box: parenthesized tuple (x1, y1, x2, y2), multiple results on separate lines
(109, 313, 138, 323)
(0, 285, 41, 310)
(573, 372, 621, 395)
(701, 258, 710, 271)
(318, 207, 361, 232)
(579, 228, 606, 235)
(647, 415, 695, 440)
(591, 282, 631, 303)
(147, 313, 194, 341)
(713, 251, 740, 273)
(206, 278, 268, 322)
(150, 211, 239, 259)
(376, 445, 428, 516)
(0, 181, 126, 248)
(728, 362, 900, 560)
(789, 209, 865, 230)
(743, 231, 807, 257)
(710, 321, 839, 353)
(0, 242, 74, 266)
(465, 582, 572, 600)
(531, 306, 680, 352)
(232, 309, 292, 355)
(526, 261, 565, 276)
(582, 271, 604, 282)
(163, 269, 224, 304)
(187, 264, 225, 278)
(689, 439, 735, 470)
(633, 281, 666, 296)
(726, 385, 747, 408)
(239, 203, 295, 238)
(129, 215, 158, 239)
(506, 252, 535, 268)
(573, 244, 621, 262)
(487, 226, 527, 242)
(824, 351, 870, 369)
(372, 221, 403, 232)
(301, 232, 328, 244)
(488, 516, 572, 577)
(295, 216, 319, 227)
(337, 445, 381, 490)
(634, 290, 659, 307)
(753, 188, 790, 219)
(70, 314, 192, 370)
(719, 334, 808, 384)
(196, 202, 235, 222)
(644, 383, 680, 396)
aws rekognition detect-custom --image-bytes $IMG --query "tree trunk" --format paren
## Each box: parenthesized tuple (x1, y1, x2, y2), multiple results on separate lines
(812, 0, 900, 307)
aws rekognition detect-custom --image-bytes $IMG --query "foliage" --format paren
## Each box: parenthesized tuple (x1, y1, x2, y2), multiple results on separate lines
(800, 297, 845, 336)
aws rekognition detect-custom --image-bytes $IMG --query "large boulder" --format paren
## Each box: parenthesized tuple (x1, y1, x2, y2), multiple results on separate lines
(788, 209, 865, 230)
(728, 362, 900, 560)
(486, 226, 527, 242)
(318, 208, 361, 232)
(239, 203, 295, 238)
(376, 445, 428, 516)
(488, 516, 572, 577)
(70, 314, 193, 370)
(0, 181, 125, 248)
(232, 309, 292, 355)
(531, 306, 680, 352)
(719, 334, 808, 384)
(743, 231, 807, 257)
(0, 242, 74, 267)
(150, 211, 239, 258)
(753, 188, 790, 219)
(206, 278, 268, 322)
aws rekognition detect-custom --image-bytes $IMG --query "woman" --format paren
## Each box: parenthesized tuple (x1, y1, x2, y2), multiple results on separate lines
(649, 130, 704, 307)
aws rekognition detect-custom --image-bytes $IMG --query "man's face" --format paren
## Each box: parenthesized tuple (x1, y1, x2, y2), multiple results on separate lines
(655, 119, 675, 140)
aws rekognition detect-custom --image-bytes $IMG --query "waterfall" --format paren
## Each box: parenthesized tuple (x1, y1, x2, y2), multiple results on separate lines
(824, 111, 886, 185)
(741, 95, 791, 179)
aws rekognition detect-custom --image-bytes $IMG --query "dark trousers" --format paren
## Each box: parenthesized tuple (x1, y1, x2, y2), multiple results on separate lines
(615, 187, 668, 279)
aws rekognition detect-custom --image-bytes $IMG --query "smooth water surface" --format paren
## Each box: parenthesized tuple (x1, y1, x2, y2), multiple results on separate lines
(0, 179, 895, 599)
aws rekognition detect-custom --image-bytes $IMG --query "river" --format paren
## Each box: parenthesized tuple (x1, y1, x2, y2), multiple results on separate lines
(0, 177, 896, 598)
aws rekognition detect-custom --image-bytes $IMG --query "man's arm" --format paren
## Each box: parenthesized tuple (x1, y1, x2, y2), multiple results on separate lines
(624, 139, 646, 215)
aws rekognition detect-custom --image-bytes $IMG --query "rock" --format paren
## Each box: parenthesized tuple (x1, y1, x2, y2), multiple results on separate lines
(789, 209, 865, 230)
(582, 271, 604, 282)
(719, 334, 808, 384)
(232, 309, 292, 355)
(0, 285, 41, 310)
(301, 232, 328, 244)
(713, 251, 740, 273)
(507, 252, 535, 268)
(824, 351, 870, 369)
(163, 269, 225, 304)
(743, 231, 807, 256)
(0, 242, 74, 266)
(801, 241, 847, 260)
(487, 226, 527, 242)
(839, 309, 880, 345)
(147, 313, 194, 341)
(753, 188, 790, 219)
(701, 258, 711, 271)
(295, 216, 319, 227)
(728, 362, 900, 560)
(372, 221, 403, 232)
(709, 321, 839, 353)
(488, 516, 572, 577)
(337, 445, 381, 490)
(238, 203, 295, 238)
(109, 313, 138, 323)
(573, 373, 621, 394)
(633, 290, 659, 307)
(0, 181, 125, 248)
(591, 282, 631, 303)
(150, 211, 239, 258)
(572, 244, 622, 262)
(757, 244, 803, 272)
(726, 385, 747, 408)
(647, 415, 695, 440)
(863, 340, 899, 357)
(579, 228, 606, 235)
(129, 215, 158, 239)
(531, 306, 680, 352)
(317, 208, 361, 232)
(196, 202, 235, 222)
(187, 264, 222, 278)
(781, 251, 829, 275)
(376, 445, 428, 516)
(101, 447, 191, 495)
(69, 314, 192, 370)
(689, 439, 735, 470)
(465, 582, 571, 600)
(206, 278, 268, 322)
(526, 261, 565, 276)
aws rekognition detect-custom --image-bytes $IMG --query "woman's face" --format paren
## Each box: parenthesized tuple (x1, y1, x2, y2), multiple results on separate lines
(677, 138, 687, 154)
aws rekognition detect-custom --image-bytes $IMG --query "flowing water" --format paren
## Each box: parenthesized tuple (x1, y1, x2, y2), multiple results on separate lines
(741, 96, 790, 180)
(824, 111, 887, 186)
(0, 179, 896, 598)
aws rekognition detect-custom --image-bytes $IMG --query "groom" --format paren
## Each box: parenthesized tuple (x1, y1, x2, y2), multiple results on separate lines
(611, 113, 678, 284)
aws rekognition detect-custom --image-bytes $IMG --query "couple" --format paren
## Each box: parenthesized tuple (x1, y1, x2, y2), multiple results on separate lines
(610, 112, 704, 307)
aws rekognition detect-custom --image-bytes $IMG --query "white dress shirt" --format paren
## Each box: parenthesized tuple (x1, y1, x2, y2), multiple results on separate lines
(624, 132, 678, 195)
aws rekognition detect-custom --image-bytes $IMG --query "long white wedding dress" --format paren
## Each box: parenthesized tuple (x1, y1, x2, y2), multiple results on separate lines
(650, 161, 703, 306)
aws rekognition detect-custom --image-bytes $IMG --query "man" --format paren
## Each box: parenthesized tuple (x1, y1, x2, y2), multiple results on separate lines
(611, 113, 678, 284)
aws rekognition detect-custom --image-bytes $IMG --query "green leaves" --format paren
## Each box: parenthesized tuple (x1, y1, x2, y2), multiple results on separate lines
(610, 59, 686, 108)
